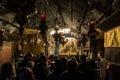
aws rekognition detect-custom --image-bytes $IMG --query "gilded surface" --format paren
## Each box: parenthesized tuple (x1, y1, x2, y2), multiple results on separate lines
(104, 26, 120, 47)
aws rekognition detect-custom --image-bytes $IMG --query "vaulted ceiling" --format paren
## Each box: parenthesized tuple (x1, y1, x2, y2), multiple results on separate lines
(0, 0, 120, 39)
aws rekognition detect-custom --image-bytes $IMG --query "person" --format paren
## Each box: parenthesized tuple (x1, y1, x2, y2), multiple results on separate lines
(53, 31, 62, 56)
(78, 54, 88, 73)
(54, 39, 60, 56)
(59, 58, 87, 80)
(18, 53, 34, 69)
(16, 67, 35, 80)
(48, 58, 67, 80)
(0, 62, 16, 80)
(97, 51, 108, 80)
(33, 54, 49, 80)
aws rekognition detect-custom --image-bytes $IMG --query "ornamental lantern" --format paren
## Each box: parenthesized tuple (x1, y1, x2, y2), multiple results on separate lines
(88, 21, 96, 29)
(40, 14, 46, 21)
(87, 21, 98, 40)
(87, 21, 98, 56)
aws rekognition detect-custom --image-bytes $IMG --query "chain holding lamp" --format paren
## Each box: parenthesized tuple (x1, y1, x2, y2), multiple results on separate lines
(0, 29, 4, 51)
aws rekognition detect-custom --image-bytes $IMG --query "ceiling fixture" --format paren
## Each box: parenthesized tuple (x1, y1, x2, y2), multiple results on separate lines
(0, 29, 4, 51)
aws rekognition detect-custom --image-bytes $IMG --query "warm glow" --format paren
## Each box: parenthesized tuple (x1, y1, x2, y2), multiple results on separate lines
(50, 28, 71, 35)
(58, 28, 70, 33)
(50, 30, 56, 35)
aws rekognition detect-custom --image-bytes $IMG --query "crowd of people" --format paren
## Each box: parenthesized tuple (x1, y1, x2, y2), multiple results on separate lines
(0, 51, 110, 80)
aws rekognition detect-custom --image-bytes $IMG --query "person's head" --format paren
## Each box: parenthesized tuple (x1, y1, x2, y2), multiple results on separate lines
(54, 59, 62, 70)
(1, 62, 16, 78)
(97, 51, 104, 59)
(80, 54, 87, 61)
(60, 57, 67, 70)
(49, 54, 55, 61)
(67, 58, 78, 71)
(39, 54, 47, 66)
(24, 52, 33, 60)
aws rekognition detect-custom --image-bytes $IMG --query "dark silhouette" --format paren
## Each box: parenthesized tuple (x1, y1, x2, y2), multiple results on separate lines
(33, 54, 49, 80)
(18, 53, 34, 69)
(48, 58, 67, 80)
(16, 67, 35, 80)
(0, 62, 16, 80)
(59, 58, 87, 80)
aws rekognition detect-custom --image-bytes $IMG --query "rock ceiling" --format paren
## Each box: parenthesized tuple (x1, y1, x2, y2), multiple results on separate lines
(0, 0, 119, 40)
